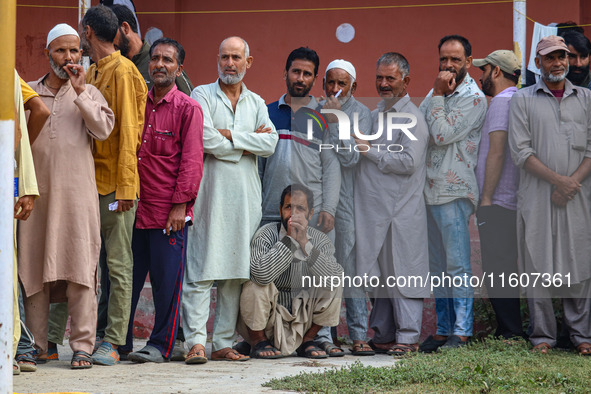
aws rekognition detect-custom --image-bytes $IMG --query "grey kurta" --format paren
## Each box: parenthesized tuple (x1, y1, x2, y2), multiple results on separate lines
(508, 79, 591, 284)
(355, 95, 430, 298)
(18, 77, 114, 297)
(326, 96, 372, 274)
(187, 81, 278, 283)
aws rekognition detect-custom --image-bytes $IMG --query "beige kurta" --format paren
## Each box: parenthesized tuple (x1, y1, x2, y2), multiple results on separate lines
(18, 76, 114, 298)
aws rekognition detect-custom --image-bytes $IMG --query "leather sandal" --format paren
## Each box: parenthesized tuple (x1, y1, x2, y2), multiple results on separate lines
(350, 342, 375, 356)
(531, 342, 551, 354)
(71, 351, 93, 369)
(577, 342, 591, 356)
(318, 341, 345, 357)
(389, 343, 419, 356)
(211, 347, 250, 361)
(185, 344, 208, 364)
(296, 340, 328, 359)
(251, 340, 282, 359)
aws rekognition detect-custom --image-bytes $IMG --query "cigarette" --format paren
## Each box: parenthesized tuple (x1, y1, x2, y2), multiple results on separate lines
(334, 89, 343, 98)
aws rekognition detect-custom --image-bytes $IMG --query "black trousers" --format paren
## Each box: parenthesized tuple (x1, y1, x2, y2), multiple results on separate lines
(476, 204, 525, 338)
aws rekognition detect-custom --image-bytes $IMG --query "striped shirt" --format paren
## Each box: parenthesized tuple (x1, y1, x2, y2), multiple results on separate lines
(250, 223, 343, 310)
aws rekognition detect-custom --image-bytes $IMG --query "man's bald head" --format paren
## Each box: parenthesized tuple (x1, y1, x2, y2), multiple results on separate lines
(219, 36, 250, 58)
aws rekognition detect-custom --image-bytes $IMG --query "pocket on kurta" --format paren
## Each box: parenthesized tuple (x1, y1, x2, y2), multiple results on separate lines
(152, 129, 175, 156)
(569, 123, 587, 151)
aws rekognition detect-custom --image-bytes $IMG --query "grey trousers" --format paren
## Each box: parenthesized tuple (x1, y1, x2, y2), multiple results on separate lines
(369, 287, 424, 344)
(525, 250, 591, 347)
(527, 279, 591, 347)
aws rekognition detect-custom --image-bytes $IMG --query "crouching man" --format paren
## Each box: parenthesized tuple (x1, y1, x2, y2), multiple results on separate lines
(236, 184, 343, 359)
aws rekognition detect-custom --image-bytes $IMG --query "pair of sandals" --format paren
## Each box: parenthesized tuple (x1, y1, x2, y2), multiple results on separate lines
(233, 339, 345, 359)
(532, 342, 591, 356)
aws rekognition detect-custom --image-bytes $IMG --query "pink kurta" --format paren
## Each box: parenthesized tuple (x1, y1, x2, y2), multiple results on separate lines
(18, 76, 114, 299)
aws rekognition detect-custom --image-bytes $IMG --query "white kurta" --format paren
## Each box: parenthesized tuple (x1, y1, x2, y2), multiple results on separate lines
(355, 96, 430, 298)
(186, 81, 278, 282)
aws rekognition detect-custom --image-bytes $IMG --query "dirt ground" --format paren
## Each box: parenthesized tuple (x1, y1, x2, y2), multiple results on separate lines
(13, 340, 398, 393)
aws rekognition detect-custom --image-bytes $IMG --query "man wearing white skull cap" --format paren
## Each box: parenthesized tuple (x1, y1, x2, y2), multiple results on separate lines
(18, 22, 114, 369)
(315, 59, 373, 356)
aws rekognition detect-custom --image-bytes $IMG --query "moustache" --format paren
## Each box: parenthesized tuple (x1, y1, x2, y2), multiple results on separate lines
(152, 67, 167, 75)
(379, 87, 392, 91)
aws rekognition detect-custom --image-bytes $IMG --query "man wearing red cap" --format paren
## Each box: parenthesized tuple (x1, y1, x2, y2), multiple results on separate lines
(509, 35, 591, 356)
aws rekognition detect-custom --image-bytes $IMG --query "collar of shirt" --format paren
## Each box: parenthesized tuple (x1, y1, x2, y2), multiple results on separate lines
(147, 83, 179, 105)
(279, 223, 313, 260)
(535, 76, 578, 98)
(378, 93, 411, 113)
(448, 72, 476, 97)
(215, 79, 250, 109)
(278, 94, 318, 109)
(36, 74, 72, 97)
(494, 86, 518, 98)
(96, 50, 122, 72)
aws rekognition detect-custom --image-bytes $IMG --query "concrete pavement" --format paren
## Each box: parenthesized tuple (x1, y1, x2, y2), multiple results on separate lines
(14, 339, 399, 393)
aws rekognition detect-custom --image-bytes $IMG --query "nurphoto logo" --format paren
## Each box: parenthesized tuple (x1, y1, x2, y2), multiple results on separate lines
(303, 109, 418, 152)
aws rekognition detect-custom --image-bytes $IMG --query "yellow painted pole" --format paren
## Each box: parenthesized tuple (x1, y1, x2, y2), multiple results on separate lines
(0, 0, 16, 390)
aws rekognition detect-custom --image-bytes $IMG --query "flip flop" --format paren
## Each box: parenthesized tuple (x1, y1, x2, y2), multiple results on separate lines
(185, 344, 208, 364)
(128, 345, 165, 363)
(350, 342, 375, 356)
(389, 343, 418, 356)
(296, 340, 328, 359)
(251, 340, 283, 359)
(211, 347, 250, 361)
(71, 350, 93, 369)
(318, 341, 345, 357)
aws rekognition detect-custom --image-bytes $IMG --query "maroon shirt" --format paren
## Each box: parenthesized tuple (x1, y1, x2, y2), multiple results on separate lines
(136, 85, 204, 229)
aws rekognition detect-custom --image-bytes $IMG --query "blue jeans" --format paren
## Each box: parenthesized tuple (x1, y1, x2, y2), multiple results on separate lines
(427, 199, 473, 337)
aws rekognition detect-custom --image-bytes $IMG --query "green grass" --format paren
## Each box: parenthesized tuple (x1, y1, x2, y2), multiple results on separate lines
(263, 338, 591, 393)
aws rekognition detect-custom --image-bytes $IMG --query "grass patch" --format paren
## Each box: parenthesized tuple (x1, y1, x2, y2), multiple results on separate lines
(263, 338, 590, 393)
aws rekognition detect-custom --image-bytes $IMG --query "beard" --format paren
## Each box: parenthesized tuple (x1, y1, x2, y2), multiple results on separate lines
(49, 55, 79, 80)
(567, 65, 589, 86)
(440, 65, 467, 84)
(337, 89, 352, 105)
(481, 74, 494, 96)
(287, 81, 312, 98)
(117, 30, 131, 58)
(150, 67, 177, 88)
(218, 63, 246, 85)
(542, 64, 569, 83)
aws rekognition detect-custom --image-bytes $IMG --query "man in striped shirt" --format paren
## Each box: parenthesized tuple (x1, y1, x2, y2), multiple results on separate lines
(236, 184, 343, 359)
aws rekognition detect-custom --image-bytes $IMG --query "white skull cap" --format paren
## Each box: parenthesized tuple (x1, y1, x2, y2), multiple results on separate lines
(325, 59, 356, 80)
(47, 23, 79, 48)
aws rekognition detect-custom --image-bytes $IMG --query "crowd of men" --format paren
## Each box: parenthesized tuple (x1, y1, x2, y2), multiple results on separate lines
(11, 4, 591, 374)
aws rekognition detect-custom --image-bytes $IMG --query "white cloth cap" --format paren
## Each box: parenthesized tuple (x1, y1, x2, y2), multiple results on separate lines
(325, 59, 356, 80)
(47, 23, 79, 48)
